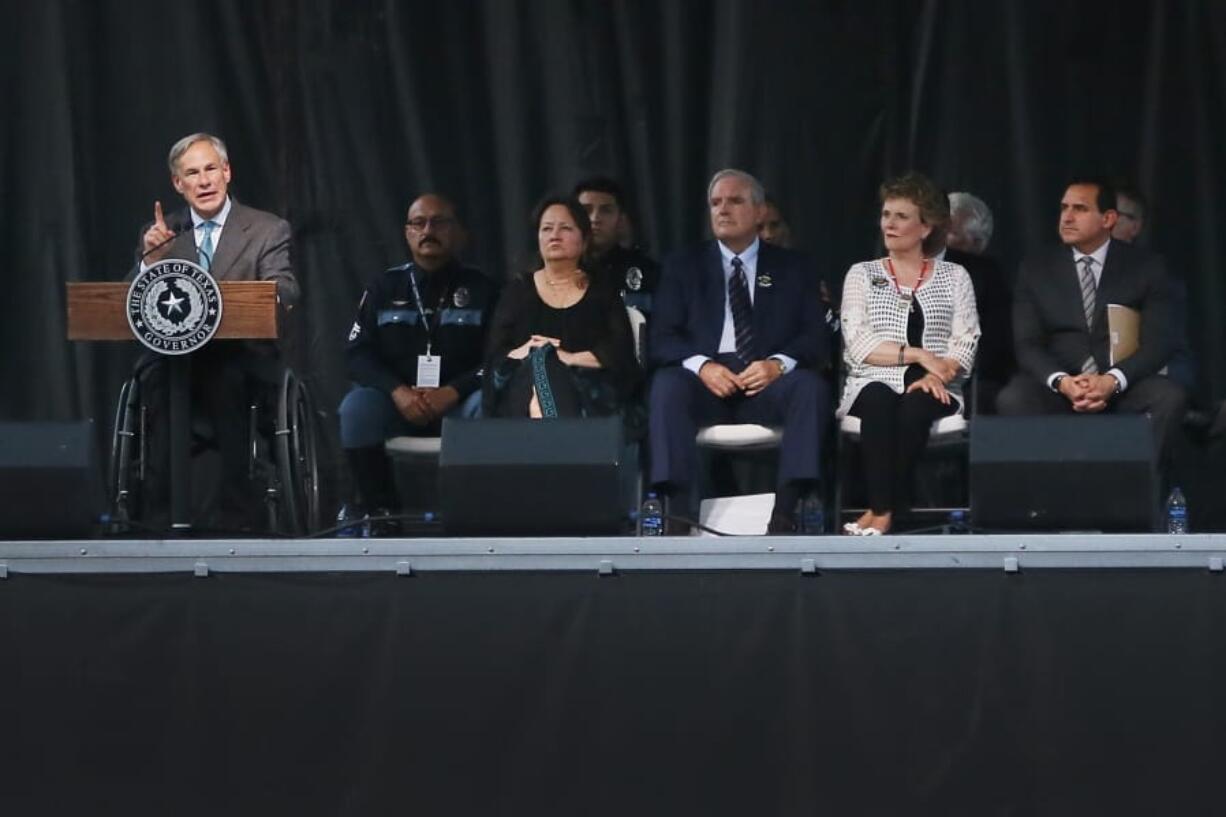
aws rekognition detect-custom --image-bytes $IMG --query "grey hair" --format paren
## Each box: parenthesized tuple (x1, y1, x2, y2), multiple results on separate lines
(167, 133, 230, 176)
(948, 191, 994, 252)
(707, 168, 765, 206)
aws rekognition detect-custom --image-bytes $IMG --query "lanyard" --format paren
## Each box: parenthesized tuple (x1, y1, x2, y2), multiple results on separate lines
(406, 266, 448, 356)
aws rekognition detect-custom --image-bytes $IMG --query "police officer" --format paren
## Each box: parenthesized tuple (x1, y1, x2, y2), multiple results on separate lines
(339, 194, 497, 518)
(573, 177, 660, 317)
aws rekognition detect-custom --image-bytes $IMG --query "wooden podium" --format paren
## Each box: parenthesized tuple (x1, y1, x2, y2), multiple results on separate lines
(66, 280, 280, 531)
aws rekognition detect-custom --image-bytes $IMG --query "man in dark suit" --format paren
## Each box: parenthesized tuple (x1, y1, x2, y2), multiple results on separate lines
(133, 132, 299, 530)
(648, 169, 832, 533)
(997, 177, 1185, 462)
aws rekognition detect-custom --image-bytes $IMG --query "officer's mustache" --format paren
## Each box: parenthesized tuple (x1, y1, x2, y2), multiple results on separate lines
(418, 237, 441, 247)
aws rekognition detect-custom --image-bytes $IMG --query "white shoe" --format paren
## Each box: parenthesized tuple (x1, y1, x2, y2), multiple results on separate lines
(858, 526, 883, 537)
(842, 521, 862, 535)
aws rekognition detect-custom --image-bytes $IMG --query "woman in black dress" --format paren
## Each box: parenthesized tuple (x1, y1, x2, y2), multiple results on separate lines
(484, 196, 640, 418)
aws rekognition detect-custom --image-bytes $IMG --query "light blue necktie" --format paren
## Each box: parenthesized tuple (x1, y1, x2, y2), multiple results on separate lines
(198, 220, 217, 270)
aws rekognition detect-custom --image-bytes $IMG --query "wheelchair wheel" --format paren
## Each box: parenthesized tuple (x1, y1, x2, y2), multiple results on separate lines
(108, 376, 145, 529)
(273, 369, 321, 535)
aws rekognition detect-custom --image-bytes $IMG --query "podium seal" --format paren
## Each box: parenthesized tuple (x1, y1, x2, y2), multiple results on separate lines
(126, 260, 223, 355)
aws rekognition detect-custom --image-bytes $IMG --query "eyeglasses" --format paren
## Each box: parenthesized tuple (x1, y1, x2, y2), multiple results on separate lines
(406, 216, 456, 231)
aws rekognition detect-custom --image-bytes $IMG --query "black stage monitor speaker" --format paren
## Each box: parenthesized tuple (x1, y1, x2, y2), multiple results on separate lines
(0, 421, 105, 539)
(439, 416, 628, 536)
(970, 415, 1156, 532)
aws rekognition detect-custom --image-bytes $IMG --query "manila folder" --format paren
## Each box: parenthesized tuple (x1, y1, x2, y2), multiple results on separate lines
(1108, 304, 1140, 365)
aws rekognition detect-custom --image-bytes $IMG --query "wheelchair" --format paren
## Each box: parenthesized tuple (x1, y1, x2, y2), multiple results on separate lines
(109, 363, 321, 536)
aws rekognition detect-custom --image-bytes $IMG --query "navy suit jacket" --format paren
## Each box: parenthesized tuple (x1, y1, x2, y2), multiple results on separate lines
(1013, 240, 1173, 386)
(649, 240, 829, 370)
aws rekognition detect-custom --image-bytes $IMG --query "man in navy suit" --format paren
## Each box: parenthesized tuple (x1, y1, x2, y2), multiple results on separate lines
(998, 177, 1185, 462)
(648, 169, 832, 533)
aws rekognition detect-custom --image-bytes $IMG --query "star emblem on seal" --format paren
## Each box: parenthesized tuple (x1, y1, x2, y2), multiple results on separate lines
(126, 259, 223, 356)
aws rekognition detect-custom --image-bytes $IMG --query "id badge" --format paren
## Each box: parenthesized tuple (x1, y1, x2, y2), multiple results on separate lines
(416, 354, 442, 388)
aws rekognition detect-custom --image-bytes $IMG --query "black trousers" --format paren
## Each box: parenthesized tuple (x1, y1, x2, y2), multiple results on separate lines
(139, 342, 282, 530)
(849, 379, 955, 514)
(996, 373, 1186, 468)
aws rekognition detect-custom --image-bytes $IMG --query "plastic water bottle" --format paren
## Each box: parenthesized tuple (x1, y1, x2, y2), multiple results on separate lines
(1165, 487, 1188, 534)
(639, 493, 664, 537)
(800, 495, 825, 534)
(335, 504, 370, 538)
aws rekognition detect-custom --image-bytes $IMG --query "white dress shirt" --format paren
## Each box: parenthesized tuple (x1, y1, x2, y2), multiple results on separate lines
(1048, 238, 1128, 391)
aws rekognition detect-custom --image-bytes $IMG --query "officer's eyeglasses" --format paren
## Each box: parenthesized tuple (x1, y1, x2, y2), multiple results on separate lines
(406, 216, 455, 231)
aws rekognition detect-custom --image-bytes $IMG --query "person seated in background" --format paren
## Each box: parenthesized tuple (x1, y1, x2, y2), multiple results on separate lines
(484, 196, 640, 419)
(573, 177, 660, 318)
(339, 194, 497, 521)
(928, 191, 1013, 413)
(648, 169, 832, 534)
(758, 196, 793, 248)
(997, 176, 1185, 468)
(1111, 180, 1197, 394)
(838, 172, 980, 536)
(759, 193, 842, 343)
(947, 190, 994, 255)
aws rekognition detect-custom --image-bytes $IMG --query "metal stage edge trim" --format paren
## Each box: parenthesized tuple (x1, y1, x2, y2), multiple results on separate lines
(1, 534, 1225, 575)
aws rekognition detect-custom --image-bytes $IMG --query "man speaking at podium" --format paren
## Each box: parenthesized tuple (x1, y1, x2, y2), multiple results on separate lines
(132, 132, 299, 531)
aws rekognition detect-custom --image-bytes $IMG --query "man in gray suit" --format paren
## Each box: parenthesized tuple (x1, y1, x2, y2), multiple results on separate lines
(139, 132, 297, 304)
(998, 177, 1185, 462)
(134, 132, 300, 531)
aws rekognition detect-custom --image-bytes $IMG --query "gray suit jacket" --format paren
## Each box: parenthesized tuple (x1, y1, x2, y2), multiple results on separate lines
(132, 199, 299, 309)
(1013, 240, 1173, 386)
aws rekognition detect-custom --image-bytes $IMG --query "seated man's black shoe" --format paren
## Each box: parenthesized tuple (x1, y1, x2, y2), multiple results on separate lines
(664, 517, 693, 536)
(661, 490, 694, 536)
(766, 510, 799, 535)
(367, 507, 403, 537)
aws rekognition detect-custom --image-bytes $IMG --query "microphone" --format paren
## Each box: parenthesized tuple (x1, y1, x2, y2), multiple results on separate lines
(139, 213, 192, 262)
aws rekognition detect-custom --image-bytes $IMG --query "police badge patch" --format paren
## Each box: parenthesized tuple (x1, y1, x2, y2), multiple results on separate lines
(126, 260, 223, 355)
(453, 286, 471, 308)
(625, 267, 643, 291)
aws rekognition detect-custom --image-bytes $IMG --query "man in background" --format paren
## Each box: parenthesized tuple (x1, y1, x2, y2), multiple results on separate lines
(574, 177, 660, 318)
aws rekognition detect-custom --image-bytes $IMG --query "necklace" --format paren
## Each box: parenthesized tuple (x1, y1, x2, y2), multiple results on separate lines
(884, 258, 929, 313)
(544, 270, 584, 288)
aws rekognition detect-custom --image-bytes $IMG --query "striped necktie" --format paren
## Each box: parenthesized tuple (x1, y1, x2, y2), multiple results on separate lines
(729, 256, 756, 363)
(1078, 255, 1098, 374)
(198, 220, 217, 271)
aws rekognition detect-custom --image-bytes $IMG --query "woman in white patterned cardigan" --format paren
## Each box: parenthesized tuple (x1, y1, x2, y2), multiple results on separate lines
(838, 173, 981, 535)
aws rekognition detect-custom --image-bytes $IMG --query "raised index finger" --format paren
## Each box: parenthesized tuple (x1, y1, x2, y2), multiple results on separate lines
(154, 200, 167, 230)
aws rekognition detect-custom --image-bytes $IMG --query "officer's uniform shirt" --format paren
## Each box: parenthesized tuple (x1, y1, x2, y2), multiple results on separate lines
(589, 245, 660, 316)
(345, 261, 497, 397)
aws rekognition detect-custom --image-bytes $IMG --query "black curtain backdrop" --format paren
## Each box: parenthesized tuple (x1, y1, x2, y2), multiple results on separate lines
(4, 0, 1225, 466)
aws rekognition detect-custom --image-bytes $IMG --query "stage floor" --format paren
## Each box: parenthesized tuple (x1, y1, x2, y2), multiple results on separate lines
(2, 532, 1225, 574)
